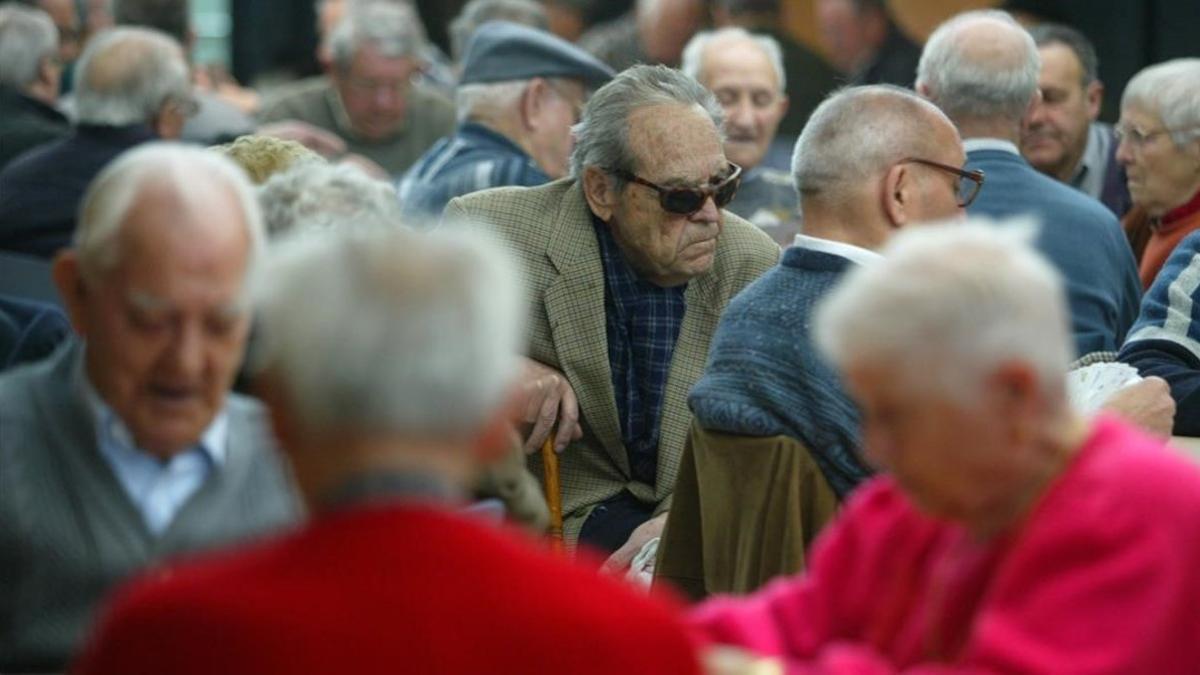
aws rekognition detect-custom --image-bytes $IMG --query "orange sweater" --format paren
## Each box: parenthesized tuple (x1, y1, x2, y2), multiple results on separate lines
(1132, 189, 1200, 289)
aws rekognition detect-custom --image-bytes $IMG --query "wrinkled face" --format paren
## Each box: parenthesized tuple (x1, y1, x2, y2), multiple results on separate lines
(1116, 104, 1200, 217)
(71, 182, 253, 457)
(528, 79, 585, 179)
(1021, 44, 1099, 181)
(608, 103, 728, 287)
(332, 43, 421, 141)
(816, 0, 867, 74)
(703, 39, 787, 171)
(846, 362, 1024, 523)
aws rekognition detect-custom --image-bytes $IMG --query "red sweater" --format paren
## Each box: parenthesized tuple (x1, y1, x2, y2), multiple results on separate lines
(690, 416, 1200, 673)
(75, 504, 700, 675)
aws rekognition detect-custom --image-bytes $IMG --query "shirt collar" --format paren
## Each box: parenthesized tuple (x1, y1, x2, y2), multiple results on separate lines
(79, 367, 229, 467)
(963, 138, 1021, 156)
(1070, 122, 1112, 196)
(793, 234, 883, 266)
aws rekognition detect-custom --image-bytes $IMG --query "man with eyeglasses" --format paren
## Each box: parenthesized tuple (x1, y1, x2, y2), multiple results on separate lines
(0, 26, 196, 259)
(681, 27, 800, 246)
(398, 21, 613, 219)
(657, 84, 978, 599)
(445, 64, 780, 571)
(917, 9, 1140, 358)
(258, 2, 454, 177)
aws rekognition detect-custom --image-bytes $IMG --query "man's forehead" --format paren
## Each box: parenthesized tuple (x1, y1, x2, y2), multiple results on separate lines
(627, 104, 725, 180)
(703, 38, 779, 87)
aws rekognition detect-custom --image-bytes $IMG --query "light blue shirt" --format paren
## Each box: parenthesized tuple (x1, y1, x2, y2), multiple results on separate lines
(82, 380, 228, 536)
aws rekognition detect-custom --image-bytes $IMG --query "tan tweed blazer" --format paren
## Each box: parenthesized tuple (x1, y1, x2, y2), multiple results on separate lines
(446, 178, 780, 542)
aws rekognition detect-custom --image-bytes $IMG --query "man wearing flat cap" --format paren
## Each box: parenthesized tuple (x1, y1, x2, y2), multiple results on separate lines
(398, 21, 613, 217)
(445, 64, 779, 570)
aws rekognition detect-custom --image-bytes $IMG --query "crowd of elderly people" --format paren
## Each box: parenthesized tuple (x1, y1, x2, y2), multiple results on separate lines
(3, 1, 1200, 673)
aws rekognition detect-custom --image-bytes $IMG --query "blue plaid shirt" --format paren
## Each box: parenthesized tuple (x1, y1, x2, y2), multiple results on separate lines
(593, 216, 687, 485)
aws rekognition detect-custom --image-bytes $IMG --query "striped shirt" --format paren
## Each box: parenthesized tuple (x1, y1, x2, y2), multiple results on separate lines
(397, 122, 549, 219)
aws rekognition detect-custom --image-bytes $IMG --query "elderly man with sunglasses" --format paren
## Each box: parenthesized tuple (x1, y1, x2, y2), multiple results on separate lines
(917, 10, 1140, 358)
(656, 83, 980, 599)
(445, 64, 779, 569)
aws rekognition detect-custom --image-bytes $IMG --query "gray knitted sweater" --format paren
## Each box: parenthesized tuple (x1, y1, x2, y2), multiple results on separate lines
(0, 341, 300, 671)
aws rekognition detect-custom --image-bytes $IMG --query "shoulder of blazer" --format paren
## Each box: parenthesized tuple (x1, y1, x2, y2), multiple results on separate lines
(710, 211, 783, 294)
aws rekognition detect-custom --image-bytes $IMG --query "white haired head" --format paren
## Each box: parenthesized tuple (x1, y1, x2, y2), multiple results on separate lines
(73, 26, 191, 127)
(814, 219, 1072, 403)
(253, 224, 524, 441)
(0, 4, 58, 91)
(1121, 58, 1200, 148)
(76, 142, 264, 283)
(916, 10, 1040, 127)
(258, 162, 401, 237)
(680, 26, 787, 93)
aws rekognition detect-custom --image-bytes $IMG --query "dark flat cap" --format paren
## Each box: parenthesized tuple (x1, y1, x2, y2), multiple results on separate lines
(460, 21, 615, 87)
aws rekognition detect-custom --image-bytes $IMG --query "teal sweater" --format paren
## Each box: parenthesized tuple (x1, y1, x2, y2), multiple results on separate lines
(688, 246, 870, 496)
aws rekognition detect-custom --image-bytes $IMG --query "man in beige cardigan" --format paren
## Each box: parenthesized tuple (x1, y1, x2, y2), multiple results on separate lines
(446, 64, 779, 569)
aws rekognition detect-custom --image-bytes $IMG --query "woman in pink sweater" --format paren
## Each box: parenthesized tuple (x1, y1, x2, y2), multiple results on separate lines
(691, 222, 1200, 674)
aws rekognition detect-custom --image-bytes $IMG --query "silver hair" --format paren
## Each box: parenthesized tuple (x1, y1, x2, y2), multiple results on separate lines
(75, 142, 265, 283)
(73, 26, 191, 126)
(1121, 58, 1200, 147)
(791, 84, 956, 206)
(449, 0, 547, 62)
(569, 64, 724, 184)
(252, 224, 525, 439)
(814, 219, 1071, 402)
(328, 1, 426, 71)
(916, 9, 1040, 125)
(0, 4, 58, 90)
(258, 161, 402, 238)
(454, 79, 529, 123)
(680, 26, 787, 93)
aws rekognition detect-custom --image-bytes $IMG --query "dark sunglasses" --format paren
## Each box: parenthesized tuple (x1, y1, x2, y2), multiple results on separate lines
(900, 157, 985, 208)
(613, 163, 743, 216)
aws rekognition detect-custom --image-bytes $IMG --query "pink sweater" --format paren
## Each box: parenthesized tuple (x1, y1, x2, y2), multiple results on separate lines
(689, 416, 1200, 674)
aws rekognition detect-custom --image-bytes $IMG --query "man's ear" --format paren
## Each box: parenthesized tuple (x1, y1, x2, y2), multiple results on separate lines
(519, 78, 548, 131)
(582, 165, 616, 221)
(1085, 80, 1104, 121)
(881, 162, 911, 228)
(51, 250, 88, 337)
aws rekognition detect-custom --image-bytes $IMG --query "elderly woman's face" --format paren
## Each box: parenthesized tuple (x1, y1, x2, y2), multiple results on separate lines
(845, 361, 1031, 524)
(1116, 105, 1200, 217)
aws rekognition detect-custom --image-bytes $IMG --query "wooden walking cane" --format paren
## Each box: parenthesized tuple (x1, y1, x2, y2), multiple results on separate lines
(541, 435, 564, 554)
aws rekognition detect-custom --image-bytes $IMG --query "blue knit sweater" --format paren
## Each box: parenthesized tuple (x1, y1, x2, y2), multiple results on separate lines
(687, 246, 870, 496)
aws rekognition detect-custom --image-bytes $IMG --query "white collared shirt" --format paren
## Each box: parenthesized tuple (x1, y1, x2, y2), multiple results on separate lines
(793, 234, 883, 266)
(82, 377, 229, 536)
(963, 138, 1021, 156)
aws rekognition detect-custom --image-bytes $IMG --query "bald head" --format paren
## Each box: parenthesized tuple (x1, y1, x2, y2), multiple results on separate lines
(916, 10, 1039, 129)
(73, 26, 190, 128)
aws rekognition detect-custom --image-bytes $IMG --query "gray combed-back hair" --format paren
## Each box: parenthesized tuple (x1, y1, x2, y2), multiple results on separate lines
(1121, 59, 1200, 148)
(680, 26, 787, 93)
(791, 84, 955, 206)
(328, 1, 427, 71)
(73, 26, 191, 126)
(916, 9, 1040, 125)
(0, 4, 58, 90)
(569, 64, 723, 186)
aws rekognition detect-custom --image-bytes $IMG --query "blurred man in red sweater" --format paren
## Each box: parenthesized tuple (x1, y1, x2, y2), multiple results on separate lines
(74, 223, 701, 675)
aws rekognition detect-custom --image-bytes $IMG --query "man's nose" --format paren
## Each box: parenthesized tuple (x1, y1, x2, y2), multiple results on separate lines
(692, 194, 722, 222)
(166, 322, 205, 378)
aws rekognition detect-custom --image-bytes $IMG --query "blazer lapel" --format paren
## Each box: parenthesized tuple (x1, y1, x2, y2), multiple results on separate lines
(655, 269, 723, 497)
(542, 184, 629, 475)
